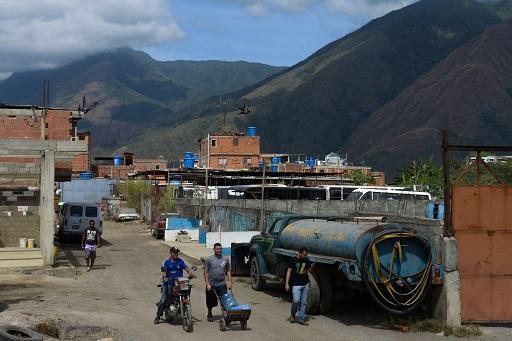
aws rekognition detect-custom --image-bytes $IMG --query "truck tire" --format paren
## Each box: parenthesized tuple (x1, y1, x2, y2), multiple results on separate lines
(316, 271, 334, 314)
(0, 325, 43, 341)
(306, 272, 320, 315)
(250, 257, 265, 291)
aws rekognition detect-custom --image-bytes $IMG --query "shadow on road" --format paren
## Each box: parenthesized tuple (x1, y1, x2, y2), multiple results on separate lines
(55, 237, 113, 269)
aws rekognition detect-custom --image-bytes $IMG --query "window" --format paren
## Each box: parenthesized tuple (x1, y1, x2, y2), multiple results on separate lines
(233, 137, 239, 146)
(155, 164, 160, 170)
(243, 158, 252, 166)
(219, 158, 227, 166)
(85, 207, 98, 218)
(211, 139, 217, 147)
(70, 206, 82, 217)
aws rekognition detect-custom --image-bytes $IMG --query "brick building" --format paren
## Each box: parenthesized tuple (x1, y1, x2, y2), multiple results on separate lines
(0, 104, 89, 178)
(198, 133, 260, 170)
(93, 154, 167, 179)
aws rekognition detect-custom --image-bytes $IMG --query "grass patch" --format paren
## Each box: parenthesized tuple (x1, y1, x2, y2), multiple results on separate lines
(381, 316, 481, 337)
(33, 319, 60, 338)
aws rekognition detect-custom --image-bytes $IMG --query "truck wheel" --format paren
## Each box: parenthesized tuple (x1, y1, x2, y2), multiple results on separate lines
(306, 272, 321, 315)
(250, 257, 265, 291)
(316, 271, 334, 314)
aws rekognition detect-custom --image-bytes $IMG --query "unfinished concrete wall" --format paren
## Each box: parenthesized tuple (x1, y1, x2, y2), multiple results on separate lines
(0, 162, 41, 247)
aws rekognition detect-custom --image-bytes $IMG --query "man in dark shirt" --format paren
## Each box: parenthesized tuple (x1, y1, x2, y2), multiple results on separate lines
(81, 220, 101, 272)
(285, 247, 313, 325)
(154, 247, 194, 324)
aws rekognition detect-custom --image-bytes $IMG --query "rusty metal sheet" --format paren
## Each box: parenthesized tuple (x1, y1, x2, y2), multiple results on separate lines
(456, 233, 491, 276)
(460, 277, 491, 321)
(492, 277, 512, 321)
(454, 185, 512, 322)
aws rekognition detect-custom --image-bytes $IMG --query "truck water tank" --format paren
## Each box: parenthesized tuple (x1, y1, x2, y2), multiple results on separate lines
(113, 155, 124, 166)
(246, 126, 257, 136)
(183, 152, 195, 169)
(279, 219, 430, 275)
(271, 157, 281, 172)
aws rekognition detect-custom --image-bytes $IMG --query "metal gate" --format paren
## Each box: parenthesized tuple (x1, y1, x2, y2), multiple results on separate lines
(453, 185, 512, 322)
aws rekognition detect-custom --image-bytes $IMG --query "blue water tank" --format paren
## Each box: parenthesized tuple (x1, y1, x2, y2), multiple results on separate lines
(246, 126, 257, 136)
(113, 155, 124, 166)
(221, 292, 239, 310)
(307, 157, 316, 168)
(199, 227, 207, 244)
(258, 160, 265, 170)
(79, 172, 94, 180)
(427, 203, 445, 220)
(271, 156, 280, 172)
(183, 152, 195, 169)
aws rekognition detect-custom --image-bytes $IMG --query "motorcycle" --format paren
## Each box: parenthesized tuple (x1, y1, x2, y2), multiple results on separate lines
(160, 265, 197, 332)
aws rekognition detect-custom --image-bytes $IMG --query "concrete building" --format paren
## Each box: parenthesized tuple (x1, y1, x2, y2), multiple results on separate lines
(93, 153, 167, 179)
(198, 133, 260, 170)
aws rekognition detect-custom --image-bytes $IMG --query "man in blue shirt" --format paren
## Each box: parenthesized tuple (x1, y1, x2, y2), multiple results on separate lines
(154, 247, 193, 324)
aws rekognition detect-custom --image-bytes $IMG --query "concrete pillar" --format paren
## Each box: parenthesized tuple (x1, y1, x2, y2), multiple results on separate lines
(39, 149, 55, 266)
(433, 237, 461, 327)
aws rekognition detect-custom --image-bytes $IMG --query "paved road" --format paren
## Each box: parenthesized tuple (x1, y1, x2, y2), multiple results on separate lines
(1, 222, 510, 340)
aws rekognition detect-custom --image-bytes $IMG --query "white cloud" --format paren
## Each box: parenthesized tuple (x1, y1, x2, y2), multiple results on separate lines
(235, 0, 416, 17)
(0, 0, 184, 74)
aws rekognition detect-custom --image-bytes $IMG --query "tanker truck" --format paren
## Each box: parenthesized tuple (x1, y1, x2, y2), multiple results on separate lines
(248, 215, 444, 315)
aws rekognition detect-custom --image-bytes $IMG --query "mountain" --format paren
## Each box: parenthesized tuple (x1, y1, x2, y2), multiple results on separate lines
(343, 18, 512, 176)
(0, 48, 285, 153)
(122, 0, 508, 163)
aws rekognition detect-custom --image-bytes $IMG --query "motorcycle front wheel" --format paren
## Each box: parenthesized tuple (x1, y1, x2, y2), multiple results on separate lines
(182, 305, 193, 332)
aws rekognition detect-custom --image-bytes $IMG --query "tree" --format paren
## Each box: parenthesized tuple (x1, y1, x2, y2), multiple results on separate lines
(159, 186, 176, 214)
(117, 180, 152, 213)
(350, 171, 376, 186)
(395, 159, 443, 199)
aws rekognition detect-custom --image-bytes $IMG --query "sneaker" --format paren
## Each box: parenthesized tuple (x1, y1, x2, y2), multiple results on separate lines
(207, 313, 213, 322)
(153, 317, 160, 324)
(287, 316, 297, 323)
(298, 320, 309, 326)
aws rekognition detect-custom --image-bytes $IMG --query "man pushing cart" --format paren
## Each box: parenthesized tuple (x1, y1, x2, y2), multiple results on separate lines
(204, 243, 251, 331)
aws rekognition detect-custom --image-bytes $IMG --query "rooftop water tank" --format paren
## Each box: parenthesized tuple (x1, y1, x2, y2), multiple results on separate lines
(113, 155, 124, 166)
(79, 171, 94, 180)
(271, 156, 281, 172)
(246, 126, 257, 136)
(183, 152, 195, 169)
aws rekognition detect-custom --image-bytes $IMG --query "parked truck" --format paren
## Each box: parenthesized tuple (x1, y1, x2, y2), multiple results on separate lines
(248, 215, 443, 315)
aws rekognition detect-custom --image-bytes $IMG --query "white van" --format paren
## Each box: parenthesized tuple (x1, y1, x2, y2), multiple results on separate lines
(58, 202, 103, 239)
(346, 188, 432, 201)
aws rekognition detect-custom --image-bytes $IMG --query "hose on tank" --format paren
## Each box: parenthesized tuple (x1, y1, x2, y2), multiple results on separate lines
(361, 231, 432, 315)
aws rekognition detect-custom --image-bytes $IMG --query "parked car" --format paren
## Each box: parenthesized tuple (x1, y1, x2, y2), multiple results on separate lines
(151, 213, 175, 239)
(115, 208, 139, 222)
(58, 202, 103, 240)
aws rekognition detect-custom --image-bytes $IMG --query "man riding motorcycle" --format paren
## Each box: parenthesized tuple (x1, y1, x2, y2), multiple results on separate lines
(154, 247, 195, 324)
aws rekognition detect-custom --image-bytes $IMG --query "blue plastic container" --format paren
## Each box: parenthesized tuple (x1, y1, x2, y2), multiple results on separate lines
(427, 202, 445, 220)
(306, 157, 316, 168)
(271, 156, 281, 172)
(222, 247, 231, 257)
(221, 292, 239, 310)
(183, 152, 195, 169)
(258, 161, 265, 170)
(246, 126, 257, 136)
(113, 155, 123, 166)
(230, 304, 251, 311)
(79, 172, 94, 180)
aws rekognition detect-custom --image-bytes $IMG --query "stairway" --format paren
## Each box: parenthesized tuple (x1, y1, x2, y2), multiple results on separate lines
(0, 247, 44, 271)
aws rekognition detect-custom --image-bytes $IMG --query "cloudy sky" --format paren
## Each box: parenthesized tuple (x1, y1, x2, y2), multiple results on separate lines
(0, 0, 418, 78)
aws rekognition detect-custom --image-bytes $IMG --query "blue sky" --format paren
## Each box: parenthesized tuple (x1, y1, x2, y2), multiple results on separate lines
(146, 1, 370, 67)
(0, 0, 417, 77)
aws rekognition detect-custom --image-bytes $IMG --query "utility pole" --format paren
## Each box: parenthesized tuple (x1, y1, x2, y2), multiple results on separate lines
(204, 134, 210, 221)
(259, 163, 266, 232)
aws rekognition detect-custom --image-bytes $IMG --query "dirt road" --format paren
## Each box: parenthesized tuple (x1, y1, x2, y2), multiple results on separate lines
(1, 222, 510, 340)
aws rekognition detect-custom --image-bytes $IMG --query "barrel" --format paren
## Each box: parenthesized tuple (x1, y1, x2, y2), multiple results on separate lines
(271, 156, 281, 172)
(113, 155, 124, 166)
(258, 161, 265, 170)
(19, 238, 27, 248)
(79, 172, 94, 180)
(246, 126, 257, 136)
(427, 202, 445, 220)
(279, 219, 430, 277)
(306, 157, 316, 168)
(183, 152, 195, 169)
(221, 292, 239, 309)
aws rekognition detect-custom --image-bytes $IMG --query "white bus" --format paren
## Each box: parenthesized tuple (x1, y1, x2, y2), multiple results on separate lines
(318, 185, 407, 200)
(346, 188, 432, 201)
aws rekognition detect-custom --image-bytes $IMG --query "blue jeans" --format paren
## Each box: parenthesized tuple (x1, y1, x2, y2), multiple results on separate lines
(291, 284, 310, 321)
(156, 283, 171, 317)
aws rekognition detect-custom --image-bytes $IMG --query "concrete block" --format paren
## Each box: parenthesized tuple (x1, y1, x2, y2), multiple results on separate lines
(444, 237, 458, 272)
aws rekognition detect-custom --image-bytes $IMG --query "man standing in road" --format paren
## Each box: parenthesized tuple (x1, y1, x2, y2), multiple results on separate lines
(204, 243, 232, 322)
(154, 247, 194, 324)
(285, 247, 313, 326)
(81, 220, 101, 272)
